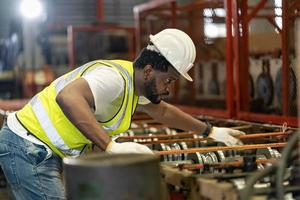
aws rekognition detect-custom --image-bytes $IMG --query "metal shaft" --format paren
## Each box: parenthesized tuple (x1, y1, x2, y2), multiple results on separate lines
(155, 142, 286, 155)
(138, 131, 289, 145)
(119, 131, 289, 143)
(179, 159, 277, 170)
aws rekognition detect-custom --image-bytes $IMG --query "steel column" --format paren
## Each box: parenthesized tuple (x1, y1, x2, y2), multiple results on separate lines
(225, 0, 234, 117)
(282, 0, 290, 116)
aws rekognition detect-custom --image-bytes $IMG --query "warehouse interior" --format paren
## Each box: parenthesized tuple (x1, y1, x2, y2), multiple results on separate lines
(0, 0, 300, 199)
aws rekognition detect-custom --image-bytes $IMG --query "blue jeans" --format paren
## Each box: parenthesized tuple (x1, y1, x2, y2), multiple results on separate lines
(0, 123, 66, 200)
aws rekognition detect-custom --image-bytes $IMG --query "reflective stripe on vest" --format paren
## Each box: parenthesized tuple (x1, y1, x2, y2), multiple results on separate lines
(30, 95, 81, 156)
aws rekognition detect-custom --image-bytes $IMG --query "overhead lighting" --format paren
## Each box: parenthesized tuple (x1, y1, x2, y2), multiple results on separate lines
(20, 0, 43, 19)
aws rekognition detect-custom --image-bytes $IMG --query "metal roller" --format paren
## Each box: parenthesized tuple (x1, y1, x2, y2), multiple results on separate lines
(170, 143, 182, 161)
(153, 143, 169, 162)
(275, 66, 297, 107)
(178, 142, 188, 161)
(256, 59, 274, 106)
(187, 152, 205, 174)
(215, 151, 226, 163)
(164, 145, 173, 161)
(215, 151, 226, 173)
(192, 134, 201, 148)
(205, 152, 219, 173)
(162, 127, 172, 135)
(257, 147, 280, 159)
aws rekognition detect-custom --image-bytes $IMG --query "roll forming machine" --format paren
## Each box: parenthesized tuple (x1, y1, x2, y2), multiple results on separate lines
(116, 116, 299, 200)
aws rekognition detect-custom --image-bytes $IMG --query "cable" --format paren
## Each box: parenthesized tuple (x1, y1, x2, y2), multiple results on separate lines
(240, 165, 277, 200)
(276, 132, 299, 200)
(241, 133, 299, 200)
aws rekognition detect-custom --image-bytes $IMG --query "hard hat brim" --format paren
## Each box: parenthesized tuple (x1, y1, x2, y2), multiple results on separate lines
(182, 72, 193, 82)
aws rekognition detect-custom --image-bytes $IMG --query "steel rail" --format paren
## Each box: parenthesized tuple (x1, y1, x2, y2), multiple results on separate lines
(118, 131, 290, 142)
(178, 159, 277, 170)
(130, 123, 252, 131)
(135, 132, 290, 145)
(155, 142, 286, 155)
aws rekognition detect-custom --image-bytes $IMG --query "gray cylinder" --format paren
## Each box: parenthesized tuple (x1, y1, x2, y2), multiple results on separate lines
(63, 153, 161, 200)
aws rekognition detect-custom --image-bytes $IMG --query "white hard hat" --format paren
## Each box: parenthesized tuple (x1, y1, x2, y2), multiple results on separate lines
(149, 28, 196, 81)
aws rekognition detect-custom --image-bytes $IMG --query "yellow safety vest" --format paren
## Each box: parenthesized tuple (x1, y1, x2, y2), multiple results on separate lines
(17, 60, 139, 158)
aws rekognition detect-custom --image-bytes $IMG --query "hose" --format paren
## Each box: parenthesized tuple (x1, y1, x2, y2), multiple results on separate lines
(241, 133, 299, 200)
(276, 132, 299, 199)
(240, 165, 276, 200)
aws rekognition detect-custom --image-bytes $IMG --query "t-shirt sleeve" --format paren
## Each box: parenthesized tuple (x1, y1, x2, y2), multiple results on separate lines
(138, 96, 151, 105)
(82, 66, 124, 114)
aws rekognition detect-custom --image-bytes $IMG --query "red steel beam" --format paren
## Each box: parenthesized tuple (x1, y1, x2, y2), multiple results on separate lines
(246, 0, 268, 22)
(225, 0, 235, 117)
(266, 16, 282, 33)
(133, 0, 175, 52)
(281, 0, 290, 116)
(96, 0, 104, 22)
(289, 1, 300, 10)
(238, 112, 298, 127)
(240, 0, 250, 112)
(176, 105, 231, 118)
(233, 0, 241, 113)
(233, 0, 298, 126)
(176, 1, 223, 11)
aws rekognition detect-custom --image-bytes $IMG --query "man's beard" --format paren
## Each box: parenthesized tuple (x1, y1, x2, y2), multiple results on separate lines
(144, 78, 162, 104)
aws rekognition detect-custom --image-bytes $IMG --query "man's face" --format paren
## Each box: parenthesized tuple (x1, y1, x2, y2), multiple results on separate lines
(143, 66, 180, 104)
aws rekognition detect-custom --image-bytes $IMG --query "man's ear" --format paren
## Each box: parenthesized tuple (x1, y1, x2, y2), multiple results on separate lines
(143, 64, 154, 80)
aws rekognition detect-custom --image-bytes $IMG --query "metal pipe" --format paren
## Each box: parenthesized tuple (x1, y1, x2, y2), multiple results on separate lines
(225, 0, 234, 117)
(155, 143, 286, 155)
(179, 158, 277, 170)
(135, 132, 290, 145)
(118, 131, 289, 141)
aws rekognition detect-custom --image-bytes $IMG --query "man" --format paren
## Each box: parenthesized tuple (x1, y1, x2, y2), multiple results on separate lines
(0, 28, 244, 199)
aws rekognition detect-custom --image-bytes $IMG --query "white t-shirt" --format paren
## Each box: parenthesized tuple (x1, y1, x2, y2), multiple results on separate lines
(7, 65, 150, 144)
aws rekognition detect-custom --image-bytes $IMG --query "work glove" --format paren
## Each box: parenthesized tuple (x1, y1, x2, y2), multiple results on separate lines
(208, 127, 245, 146)
(105, 141, 153, 154)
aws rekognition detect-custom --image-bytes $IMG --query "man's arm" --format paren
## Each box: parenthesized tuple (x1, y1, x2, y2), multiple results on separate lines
(56, 77, 153, 154)
(138, 101, 207, 134)
(56, 78, 111, 151)
(139, 101, 245, 146)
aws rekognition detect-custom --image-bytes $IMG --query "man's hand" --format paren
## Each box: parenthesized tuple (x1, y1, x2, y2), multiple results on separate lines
(208, 127, 245, 146)
(105, 141, 153, 154)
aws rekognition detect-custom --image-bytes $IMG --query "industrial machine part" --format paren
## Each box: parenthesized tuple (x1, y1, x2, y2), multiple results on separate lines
(249, 74, 254, 98)
(120, 116, 299, 200)
(275, 67, 297, 107)
(63, 154, 161, 200)
(208, 62, 220, 95)
(256, 59, 274, 106)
